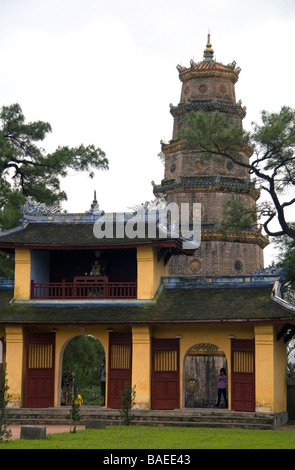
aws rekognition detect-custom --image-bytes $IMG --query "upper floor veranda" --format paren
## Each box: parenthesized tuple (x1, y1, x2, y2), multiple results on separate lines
(0, 199, 194, 303)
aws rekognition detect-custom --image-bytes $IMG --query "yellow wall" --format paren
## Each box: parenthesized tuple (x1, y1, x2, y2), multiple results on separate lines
(274, 326, 287, 413)
(152, 324, 253, 408)
(38, 324, 290, 412)
(137, 246, 168, 299)
(14, 248, 31, 300)
(5, 326, 24, 407)
(1, 321, 288, 414)
(255, 325, 287, 413)
(132, 326, 151, 409)
(255, 326, 275, 412)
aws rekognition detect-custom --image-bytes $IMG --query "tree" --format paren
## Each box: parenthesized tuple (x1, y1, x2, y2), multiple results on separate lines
(216, 200, 257, 234)
(177, 107, 295, 240)
(287, 340, 295, 379)
(0, 103, 109, 227)
(274, 227, 295, 296)
(119, 383, 136, 426)
(0, 103, 109, 276)
(175, 107, 295, 293)
(0, 363, 12, 441)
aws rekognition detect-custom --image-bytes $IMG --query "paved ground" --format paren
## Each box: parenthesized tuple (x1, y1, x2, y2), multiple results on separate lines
(6, 422, 295, 440)
(9, 424, 86, 440)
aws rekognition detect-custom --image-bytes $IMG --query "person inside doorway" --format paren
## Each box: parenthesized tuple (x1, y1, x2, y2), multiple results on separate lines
(61, 365, 75, 405)
(100, 358, 106, 406)
(215, 367, 228, 408)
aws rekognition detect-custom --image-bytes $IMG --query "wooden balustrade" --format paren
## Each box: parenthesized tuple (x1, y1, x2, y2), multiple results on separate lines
(30, 277, 137, 299)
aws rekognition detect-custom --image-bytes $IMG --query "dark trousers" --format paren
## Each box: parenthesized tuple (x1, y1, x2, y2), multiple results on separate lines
(216, 388, 228, 407)
(101, 381, 106, 398)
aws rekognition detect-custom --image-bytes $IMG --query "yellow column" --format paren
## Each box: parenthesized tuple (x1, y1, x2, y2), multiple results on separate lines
(14, 248, 31, 300)
(137, 246, 154, 299)
(5, 326, 24, 407)
(274, 328, 287, 413)
(132, 326, 151, 409)
(137, 246, 168, 299)
(255, 325, 274, 412)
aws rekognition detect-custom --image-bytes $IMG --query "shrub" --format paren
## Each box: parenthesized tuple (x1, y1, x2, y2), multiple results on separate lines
(67, 390, 83, 433)
(0, 363, 11, 441)
(119, 383, 136, 426)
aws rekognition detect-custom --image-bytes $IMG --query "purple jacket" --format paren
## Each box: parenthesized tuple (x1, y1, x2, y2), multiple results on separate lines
(217, 374, 227, 389)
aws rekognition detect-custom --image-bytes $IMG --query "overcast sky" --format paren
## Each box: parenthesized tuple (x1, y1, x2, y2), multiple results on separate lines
(0, 0, 294, 265)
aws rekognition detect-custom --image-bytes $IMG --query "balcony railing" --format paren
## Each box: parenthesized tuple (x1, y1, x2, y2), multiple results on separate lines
(30, 276, 137, 300)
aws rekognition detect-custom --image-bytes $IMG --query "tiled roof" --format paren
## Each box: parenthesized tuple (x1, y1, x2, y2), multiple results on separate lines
(0, 221, 189, 251)
(169, 99, 246, 119)
(0, 285, 294, 325)
(177, 60, 240, 83)
(191, 61, 235, 73)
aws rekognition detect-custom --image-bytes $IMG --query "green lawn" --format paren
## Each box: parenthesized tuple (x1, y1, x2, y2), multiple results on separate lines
(1, 426, 295, 450)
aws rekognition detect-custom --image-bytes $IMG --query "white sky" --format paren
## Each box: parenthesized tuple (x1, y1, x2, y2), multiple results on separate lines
(1, 0, 295, 266)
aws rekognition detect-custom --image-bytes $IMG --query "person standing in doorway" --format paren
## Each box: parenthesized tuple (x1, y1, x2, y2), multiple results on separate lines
(100, 358, 106, 406)
(62, 365, 75, 405)
(215, 367, 228, 408)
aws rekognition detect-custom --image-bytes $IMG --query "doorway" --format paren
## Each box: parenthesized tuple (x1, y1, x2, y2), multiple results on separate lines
(184, 343, 227, 408)
(61, 335, 105, 405)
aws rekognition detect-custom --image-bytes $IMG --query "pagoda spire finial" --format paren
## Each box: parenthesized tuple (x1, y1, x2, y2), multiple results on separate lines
(203, 32, 214, 60)
(90, 190, 98, 210)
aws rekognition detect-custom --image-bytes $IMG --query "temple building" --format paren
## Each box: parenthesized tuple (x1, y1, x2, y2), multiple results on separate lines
(153, 35, 267, 276)
(0, 37, 294, 425)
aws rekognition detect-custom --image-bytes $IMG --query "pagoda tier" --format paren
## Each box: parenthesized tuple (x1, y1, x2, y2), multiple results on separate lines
(154, 36, 267, 276)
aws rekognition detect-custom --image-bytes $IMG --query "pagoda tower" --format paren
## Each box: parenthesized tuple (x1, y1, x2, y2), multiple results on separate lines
(153, 36, 268, 276)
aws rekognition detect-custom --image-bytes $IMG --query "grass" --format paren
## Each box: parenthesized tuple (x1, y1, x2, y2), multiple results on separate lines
(1, 426, 295, 450)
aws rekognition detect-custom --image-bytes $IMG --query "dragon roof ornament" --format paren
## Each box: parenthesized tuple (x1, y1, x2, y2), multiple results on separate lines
(20, 197, 60, 217)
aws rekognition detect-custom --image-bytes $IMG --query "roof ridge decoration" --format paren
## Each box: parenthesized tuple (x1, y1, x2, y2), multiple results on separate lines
(21, 197, 61, 217)
(272, 280, 295, 315)
(17, 194, 106, 224)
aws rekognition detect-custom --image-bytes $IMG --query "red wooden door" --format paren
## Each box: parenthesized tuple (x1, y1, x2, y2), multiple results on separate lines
(152, 338, 179, 410)
(25, 333, 55, 408)
(108, 333, 132, 408)
(231, 339, 255, 412)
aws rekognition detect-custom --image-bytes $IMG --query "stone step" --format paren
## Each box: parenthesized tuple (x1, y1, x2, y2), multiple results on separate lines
(6, 407, 276, 429)
(132, 420, 273, 430)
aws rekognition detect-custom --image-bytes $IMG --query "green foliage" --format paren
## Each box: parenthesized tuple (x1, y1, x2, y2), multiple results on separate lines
(3, 426, 295, 449)
(176, 108, 295, 240)
(119, 382, 136, 426)
(178, 109, 247, 158)
(0, 103, 109, 227)
(62, 335, 105, 404)
(251, 106, 295, 190)
(0, 103, 109, 275)
(79, 386, 102, 405)
(274, 228, 295, 298)
(0, 363, 12, 441)
(67, 391, 83, 433)
(0, 181, 26, 230)
(0, 252, 14, 277)
(217, 200, 257, 233)
(287, 341, 295, 379)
